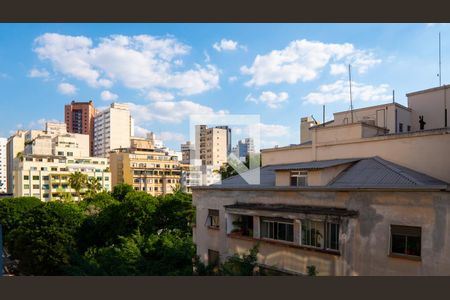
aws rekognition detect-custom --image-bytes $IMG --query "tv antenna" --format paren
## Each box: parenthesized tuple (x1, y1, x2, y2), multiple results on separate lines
(348, 64, 354, 123)
(438, 32, 442, 86)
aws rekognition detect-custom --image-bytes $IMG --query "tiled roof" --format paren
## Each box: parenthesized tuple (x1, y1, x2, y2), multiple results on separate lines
(273, 158, 360, 171)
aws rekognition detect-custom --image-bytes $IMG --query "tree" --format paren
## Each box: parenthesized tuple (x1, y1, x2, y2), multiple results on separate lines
(220, 243, 260, 275)
(0, 197, 42, 238)
(7, 201, 85, 275)
(111, 183, 134, 202)
(218, 153, 262, 180)
(68, 171, 88, 200)
(84, 177, 102, 199)
(154, 192, 194, 235)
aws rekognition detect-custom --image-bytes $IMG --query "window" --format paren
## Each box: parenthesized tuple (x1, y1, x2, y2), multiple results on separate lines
(399, 123, 403, 132)
(325, 222, 340, 251)
(207, 209, 220, 229)
(301, 220, 325, 248)
(32, 184, 40, 189)
(260, 218, 294, 242)
(24, 184, 30, 189)
(58, 151, 64, 156)
(24, 175, 29, 180)
(407, 125, 411, 132)
(43, 176, 49, 181)
(290, 171, 308, 187)
(208, 249, 220, 267)
(32, 175, 39, 181)
(51, 167, 58, 171)
(390, 225, 421, 257)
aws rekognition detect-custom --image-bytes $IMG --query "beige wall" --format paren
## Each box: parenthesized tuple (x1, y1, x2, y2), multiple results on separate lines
(193, 188, 450, 275)
(408, 85, 450, 130)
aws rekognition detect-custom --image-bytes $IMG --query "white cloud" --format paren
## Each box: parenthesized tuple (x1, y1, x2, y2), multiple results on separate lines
(128, 100, 228, 124)
(28, 68, 50, 79)
(329, 64, 347, 75)
(213, 39, 239, 52)
(146, 90, 175, 102)
(57, 82, 77, 95)
(33, 33, 219, 96)
(241, 39, 381, 86)
(303, 80, 391, 105)
(255, 122, 290, 137)
(245, 91, 289, 108)
(100, 90, 118, 101)
(133, 125, 150, 137)
(228, 76, 238, 82)
(158, 131, 186, 143)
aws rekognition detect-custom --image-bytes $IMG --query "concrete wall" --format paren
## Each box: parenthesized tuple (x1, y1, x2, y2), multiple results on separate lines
(408, 85, 450, 130)
(193, 188, 450, 275)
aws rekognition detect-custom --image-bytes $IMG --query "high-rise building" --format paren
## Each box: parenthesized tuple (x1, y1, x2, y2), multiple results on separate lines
(93, 103, 134, 157)
(64, 100, 96, 156)
(0, 137, 7, 193)
(181, 141, 195, 164)
(109, 137, 181, 196)
(195, 125, 230, 170)
(12, 123, 110, 201)
(236, 138, 255, 160)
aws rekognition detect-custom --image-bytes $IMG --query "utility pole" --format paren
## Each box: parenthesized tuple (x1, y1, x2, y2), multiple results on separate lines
(439, 32, 442, 86)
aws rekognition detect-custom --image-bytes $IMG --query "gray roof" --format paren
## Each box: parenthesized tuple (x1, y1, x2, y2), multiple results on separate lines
(273, 158, 360, 171)
(212, 156, 448, 189)
(329, 157, 448, 188)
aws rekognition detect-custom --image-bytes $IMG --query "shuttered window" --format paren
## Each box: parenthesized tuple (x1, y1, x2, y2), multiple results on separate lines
(390, 225, 421, 257)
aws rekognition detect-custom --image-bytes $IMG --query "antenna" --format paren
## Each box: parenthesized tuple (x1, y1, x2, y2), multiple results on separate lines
(348, 64, 354, 123)
(439, 32, 442, 86)
(322, 105, 325, 125)
(310, 115, 318, 125)
(392, 90, 395, 104)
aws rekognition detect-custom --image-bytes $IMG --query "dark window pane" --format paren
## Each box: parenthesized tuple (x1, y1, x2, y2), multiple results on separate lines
(406, 236, 421, 256)
(290, 177, 297, 186)
(286, 224, 294, 242)
(392, 234, 407, 254)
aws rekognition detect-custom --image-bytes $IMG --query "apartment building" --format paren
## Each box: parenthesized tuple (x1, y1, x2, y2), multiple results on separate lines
(12, 124, 110, 201)
(236, 138, 255, 160)
(93, 103, 134, 157)
(195, 125, 230, 170)
(181, 141, 195, 164)
(65, 100, 96, 156)
(0, 137, 7, 193)
(109, 137, 181, 196)
(193, 86, 450, 276)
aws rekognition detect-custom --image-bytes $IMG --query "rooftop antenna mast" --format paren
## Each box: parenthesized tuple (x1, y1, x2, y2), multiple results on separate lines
(348, 64, 354, 123)
(439, 32, 442, 86)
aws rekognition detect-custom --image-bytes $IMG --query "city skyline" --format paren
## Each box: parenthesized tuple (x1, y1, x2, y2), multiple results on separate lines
(1, 23, 449, 150)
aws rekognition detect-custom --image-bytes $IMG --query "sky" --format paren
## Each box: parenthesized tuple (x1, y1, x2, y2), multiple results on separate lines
(0, 23, 449, 151)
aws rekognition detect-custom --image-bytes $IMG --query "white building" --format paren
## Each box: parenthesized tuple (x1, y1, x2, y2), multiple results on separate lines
(0, 137, 7, 193)
(94, 103, 134, 157)
(12, 123, 111, 201)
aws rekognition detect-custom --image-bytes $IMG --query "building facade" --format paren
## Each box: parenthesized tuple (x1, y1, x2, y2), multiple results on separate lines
(0, 137, 7, 193)
(12, 124, 110, 201)
(195, 125, 230, 170)
(193, 86, 450, 276)
(64, 100, 96, 156)
(236, 138, 255, 160)
(109, 137, 181, 196)
(93, 103, 134, 157)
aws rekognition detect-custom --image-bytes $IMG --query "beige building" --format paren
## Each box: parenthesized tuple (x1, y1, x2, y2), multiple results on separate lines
(12, 124, 111, 201)
(193, 86, 450, 276)
(109, 137, 181, 196)
(195, 125, 230, 170)
(94, 103, 134, 157)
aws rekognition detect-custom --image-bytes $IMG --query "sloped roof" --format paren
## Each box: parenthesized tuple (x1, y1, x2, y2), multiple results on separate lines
(273, 158, 360, 171)
(211, 156, 448, 190)
(329, 157, 447, 188)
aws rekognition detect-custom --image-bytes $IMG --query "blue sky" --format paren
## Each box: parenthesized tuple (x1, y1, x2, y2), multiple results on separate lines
(0, 23, 449, 150)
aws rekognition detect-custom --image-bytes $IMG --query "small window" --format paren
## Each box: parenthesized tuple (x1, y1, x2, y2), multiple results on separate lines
(260, 218, 294, 242)
(301, 220, 324, 248)
(325, 222, 340, 251)
(407, 125, 411, 132)
(24, 175, 29, 180)
(208, 249, 220, 267)
(390, 225, 421, 257)
(290, 171, 308, 187)
(32, 175, 39, 181)
(207, 209, 220, 229)
(399, 123, 403, 133)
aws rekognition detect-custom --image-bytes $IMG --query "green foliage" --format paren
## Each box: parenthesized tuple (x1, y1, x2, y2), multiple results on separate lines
(154, 192, 195, 235)
(0, 196, 42, 236)
(218, 153, 262, 180)
(307, 265, 318, 276)
(84, 177, 103, 199)
(111, 183, 134, 202)
(68, 171, 88, 200)
(220, 244, 260, 276)
(7, 201, 85, 275)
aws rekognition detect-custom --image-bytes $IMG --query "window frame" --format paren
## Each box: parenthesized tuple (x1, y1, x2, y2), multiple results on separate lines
(290, 171, 308, 187)
(389, 224, 421, 259)
(207, 209, 220, 229)
(260, 217, 294, 243)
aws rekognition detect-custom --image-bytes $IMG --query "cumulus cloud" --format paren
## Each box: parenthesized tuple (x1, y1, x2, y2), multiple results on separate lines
(213, 39, 239, 52)
(241, 39, 381, 86)
(255, 122, 290, 137)
(246, 91, 289, 108)
(100, 90, 119, 101)
(146, 90, 175, 102)
(28, 68, 50, 79)
(228, 76, 238, 82)
(158, 131, 186, 143)
(303, 80, 391, 105)
(33, 33, 220, 96)
(133, 125, 150, 138)
(57, 82, 77, 95)
(127, 100, 228, 124)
